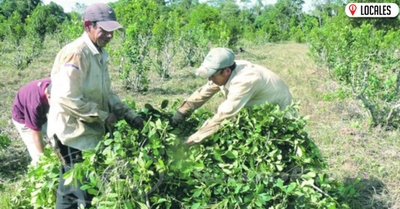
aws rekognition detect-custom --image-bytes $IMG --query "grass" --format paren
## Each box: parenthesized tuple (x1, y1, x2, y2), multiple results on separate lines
(0, 37, 399, 208)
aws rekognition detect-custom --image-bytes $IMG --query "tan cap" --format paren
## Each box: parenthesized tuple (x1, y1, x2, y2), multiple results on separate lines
(196, 48, 235, 78)
(84, 3, 123, 32)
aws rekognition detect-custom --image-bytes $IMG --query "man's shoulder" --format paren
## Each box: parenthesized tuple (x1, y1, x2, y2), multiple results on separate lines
(234, 61, 259, 75)
(59, 36, 89, 57)
(229, 61, 267, 86)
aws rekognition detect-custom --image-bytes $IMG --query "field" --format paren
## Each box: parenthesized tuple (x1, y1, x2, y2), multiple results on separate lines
(0, 39, 399, 208)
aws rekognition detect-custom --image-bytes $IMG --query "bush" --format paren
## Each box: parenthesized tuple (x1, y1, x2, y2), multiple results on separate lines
(308, 10, 400, 128)
(13, 102, 357, 208)
(11, 147, 60, 209)
(0, 133, 11, 150)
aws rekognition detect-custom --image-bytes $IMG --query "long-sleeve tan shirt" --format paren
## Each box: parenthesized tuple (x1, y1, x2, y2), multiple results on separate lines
(179, 60, 293, 143)
(48, 32, 138, 150)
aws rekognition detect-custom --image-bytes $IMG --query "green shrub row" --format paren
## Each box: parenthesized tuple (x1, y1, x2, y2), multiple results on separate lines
(307, 8, 400, 128)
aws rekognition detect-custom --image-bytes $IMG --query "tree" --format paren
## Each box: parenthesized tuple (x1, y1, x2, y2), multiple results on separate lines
(54, 12, 83, 47)
(113, 0, 162, 91)
(310, 0, 342, 27)
(71, 2, 87, 17)
(218, 0, 241, 46)
(5, 11, 25, 46)
(308, 7, 400, 128)
(0, 14, 6, 41)
(26, 3, 67, 40)
(0, 0, 42, 21)
(46, 2, 68, 31)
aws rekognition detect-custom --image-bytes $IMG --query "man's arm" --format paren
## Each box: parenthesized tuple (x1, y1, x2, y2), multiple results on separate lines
(186, 79, 257, 144)
(108, 91, 138, 120)
(108, 91, 144, 128)
(171, 81, 220, 126)
(32, 130, 44, 154)
(177, 81, 220, 116)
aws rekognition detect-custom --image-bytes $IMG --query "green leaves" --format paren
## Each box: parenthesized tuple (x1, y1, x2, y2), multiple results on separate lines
(0, 133, 11, 150)
(308, 9, 400, 128)
(11, 147, 60, 209)
(12, 102, 354, 208)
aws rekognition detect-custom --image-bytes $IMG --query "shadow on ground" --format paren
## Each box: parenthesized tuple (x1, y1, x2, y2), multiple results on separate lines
(343, 177, 391, 209)
(0, 143, 30, 182)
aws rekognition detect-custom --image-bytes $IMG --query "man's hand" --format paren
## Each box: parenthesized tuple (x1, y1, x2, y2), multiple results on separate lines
(106, 113, 117, 125)
(185, 134, 200, 146)
(129, 116, 145, 129)
(171, 111, 185, 127)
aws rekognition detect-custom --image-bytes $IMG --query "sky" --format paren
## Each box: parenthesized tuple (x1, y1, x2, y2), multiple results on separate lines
(42, 0, 119, 13)
(43, 0, 313, 13)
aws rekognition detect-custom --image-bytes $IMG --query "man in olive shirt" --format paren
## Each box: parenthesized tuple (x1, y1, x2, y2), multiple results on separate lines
(171, 47, 294, 145)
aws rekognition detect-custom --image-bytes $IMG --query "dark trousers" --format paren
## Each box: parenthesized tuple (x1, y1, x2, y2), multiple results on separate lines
(55, 138, 93, 209)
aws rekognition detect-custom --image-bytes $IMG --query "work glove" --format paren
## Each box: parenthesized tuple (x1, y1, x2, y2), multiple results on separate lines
(128, 116, 145, 129)
(171, 111, 186, 127)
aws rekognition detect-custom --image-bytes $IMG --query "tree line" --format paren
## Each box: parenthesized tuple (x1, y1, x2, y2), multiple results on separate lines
(0, 0, 399, 128)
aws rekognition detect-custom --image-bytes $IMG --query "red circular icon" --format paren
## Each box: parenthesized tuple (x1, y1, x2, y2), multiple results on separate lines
(349, 4, 357, 15)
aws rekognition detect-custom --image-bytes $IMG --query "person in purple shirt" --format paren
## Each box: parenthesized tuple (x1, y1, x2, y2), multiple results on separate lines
(12, 78, 51, 165)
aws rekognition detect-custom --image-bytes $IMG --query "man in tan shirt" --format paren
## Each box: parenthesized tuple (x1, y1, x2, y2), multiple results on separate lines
(48, 3, 144, 208)
(171, 47, 294, 145)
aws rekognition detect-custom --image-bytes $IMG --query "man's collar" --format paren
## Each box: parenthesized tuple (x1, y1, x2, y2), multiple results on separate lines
(223, 64, 239, 89)
(82, 32, 101, 55)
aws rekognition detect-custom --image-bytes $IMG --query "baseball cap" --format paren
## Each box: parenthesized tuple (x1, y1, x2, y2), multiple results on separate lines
(84, 3, 124, 32)
(196, 48, 235, 78)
